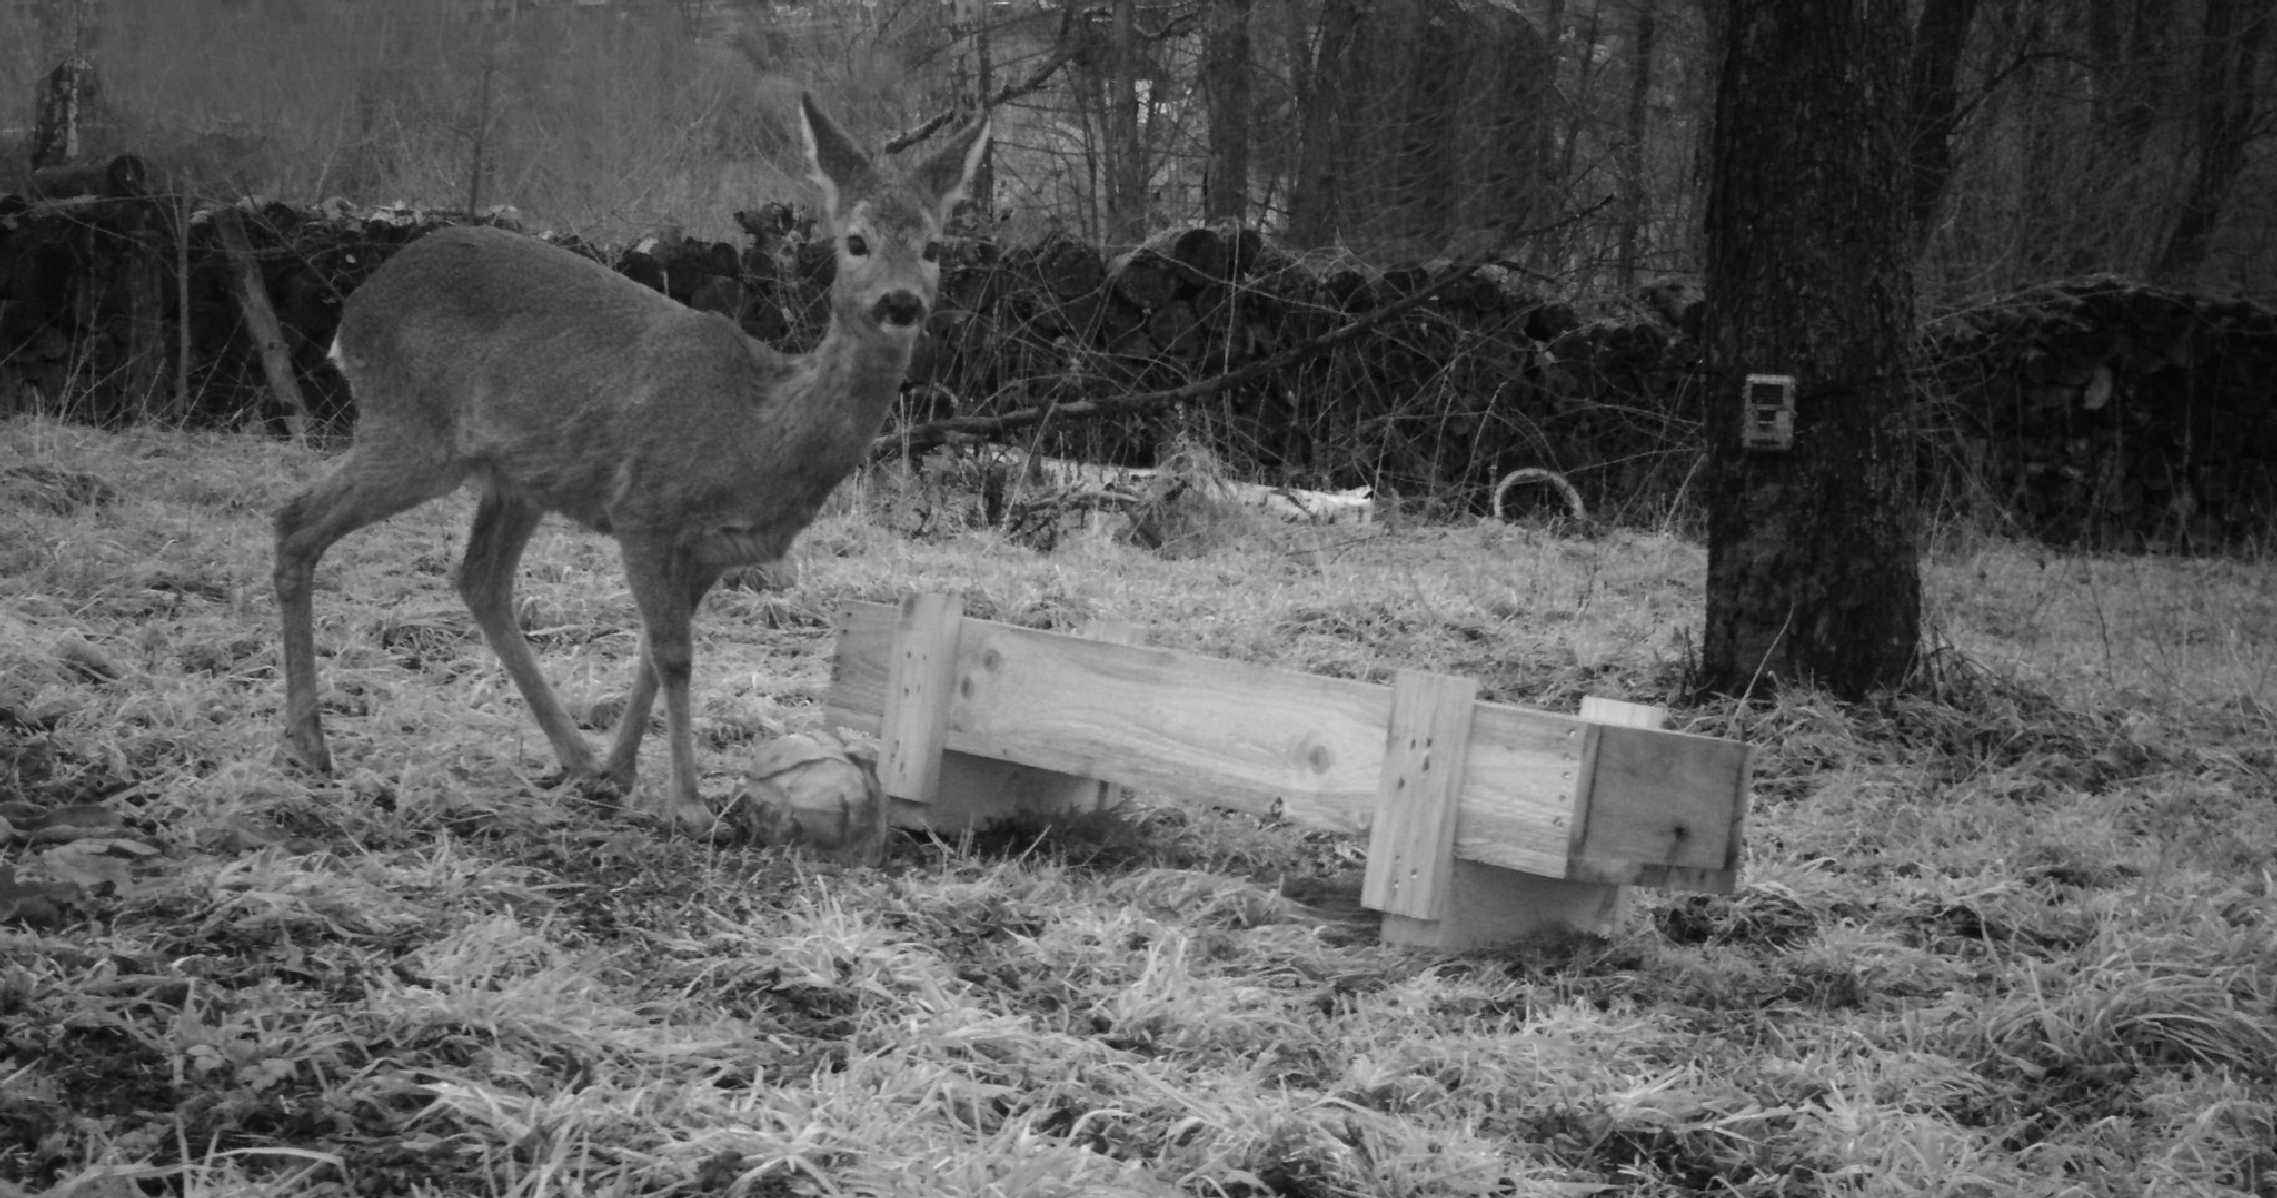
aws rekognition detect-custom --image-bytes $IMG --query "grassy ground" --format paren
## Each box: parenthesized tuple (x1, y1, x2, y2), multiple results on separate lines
(2, 416, 2273, 1197)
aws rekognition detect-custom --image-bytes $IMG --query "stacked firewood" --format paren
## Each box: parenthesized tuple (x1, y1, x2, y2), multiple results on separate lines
(1925, 276, 2277, 549)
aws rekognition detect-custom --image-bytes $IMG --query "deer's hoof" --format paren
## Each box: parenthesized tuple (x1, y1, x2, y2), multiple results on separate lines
(280, 736, 334, 778)
(659, 798, 722, 839)
(528, 769, 621, 813)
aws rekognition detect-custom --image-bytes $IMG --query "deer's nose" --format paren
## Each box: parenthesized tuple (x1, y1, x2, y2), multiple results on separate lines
(872, 291, 926, 328)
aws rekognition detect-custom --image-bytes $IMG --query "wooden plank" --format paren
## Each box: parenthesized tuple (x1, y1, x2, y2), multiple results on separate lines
(1453, 704, 1593, 877)
(1380, 859, 1628, 950)
(907, 615, 1143, 830)
(889, 750, 1115, 830)
(829, 603, 1589, 865)
(1360, 670, 1478, 919)
(951, 619, 1390, 827)
(826, 600, 1745, 889)
(876, 592, 963, 804)
(1570, 723, 1748, 892)
(1386, 698, 1664, 946)
(836, 602, 1397, 832)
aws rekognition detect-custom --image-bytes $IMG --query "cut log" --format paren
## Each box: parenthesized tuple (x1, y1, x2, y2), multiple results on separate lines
(1169, 224, 1262, 284)
(1037, 235, 1107, 299)
(28, 154, 148, 200)
(1113, 247, 1183, 311)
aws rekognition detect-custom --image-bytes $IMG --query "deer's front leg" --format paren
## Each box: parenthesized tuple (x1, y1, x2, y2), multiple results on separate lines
(613, 537, 720, 832)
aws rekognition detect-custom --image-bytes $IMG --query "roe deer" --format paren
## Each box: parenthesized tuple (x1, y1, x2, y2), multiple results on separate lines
(274, 94, 990, 831)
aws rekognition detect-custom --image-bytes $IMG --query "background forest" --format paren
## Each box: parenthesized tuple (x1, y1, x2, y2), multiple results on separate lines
(2, 0, 2271, 304)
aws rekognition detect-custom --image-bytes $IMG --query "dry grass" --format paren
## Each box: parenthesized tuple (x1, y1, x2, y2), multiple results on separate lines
(4, 415, 2276, 1197)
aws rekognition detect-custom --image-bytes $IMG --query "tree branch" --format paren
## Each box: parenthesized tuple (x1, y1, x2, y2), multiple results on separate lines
(887, 17, 1088, 154)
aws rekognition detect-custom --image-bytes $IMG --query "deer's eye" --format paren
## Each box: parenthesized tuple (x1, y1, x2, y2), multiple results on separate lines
(922, 241, 943, 263)
(846, 233, 870, 256)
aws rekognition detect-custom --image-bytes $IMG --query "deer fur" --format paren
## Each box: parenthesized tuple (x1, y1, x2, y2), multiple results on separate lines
(274, 94, 990, 831)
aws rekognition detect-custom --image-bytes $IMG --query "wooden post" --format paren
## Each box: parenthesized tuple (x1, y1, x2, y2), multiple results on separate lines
(215, 208, 314, 442)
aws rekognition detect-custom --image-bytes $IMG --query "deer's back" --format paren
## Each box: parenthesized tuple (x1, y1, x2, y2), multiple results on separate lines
(339, 226, 689, 395)
(336, 226, 807, 533)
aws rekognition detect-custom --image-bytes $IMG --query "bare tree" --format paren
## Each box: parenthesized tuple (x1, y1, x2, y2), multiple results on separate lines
(1616, 0, 1657, 286)
(1201, 0, 1250, 221)
(1903, 0, 1979, 252)
(2155, 0, 2272, 280)
(1104, 0, 1147, 242)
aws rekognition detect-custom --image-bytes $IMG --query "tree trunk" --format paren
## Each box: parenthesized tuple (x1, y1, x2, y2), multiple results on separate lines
(1531, 0, 1569, 275)
(1554, 0, 1605, 193)
(2082, 0, 2176, 273)
(1104, 0, 1147, 243)
(951, 0, 996, 215)
(2153, 0, 2271, 280)
(1700, 0, 1921, 700)
(1903, 0, 1978, 254)
(1287, 0, 1366, 247)
(1616, 0, 1657, 287)
(1202, 0, 1252, 221)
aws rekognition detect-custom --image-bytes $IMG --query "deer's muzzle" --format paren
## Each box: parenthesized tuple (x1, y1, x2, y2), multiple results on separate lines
(871, 291, 926, 328)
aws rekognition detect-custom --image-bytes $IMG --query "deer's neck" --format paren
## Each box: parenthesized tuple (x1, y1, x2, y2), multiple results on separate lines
(801, 317, 914, 436)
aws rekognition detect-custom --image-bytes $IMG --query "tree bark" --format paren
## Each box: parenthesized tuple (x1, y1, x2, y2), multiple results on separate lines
(1554, 0, 1606, 192)
(1201, 0, 1252, 221)
(1903, 0, 1978, 253)
(2154, 0, 2271, 281)
(1700, 0, 1922, 700)
(950, 0, 996, 215)
(1104, 0, 1148, 243)
(1287, 0, 1366, 247)
(1616, 0, 1657, 287)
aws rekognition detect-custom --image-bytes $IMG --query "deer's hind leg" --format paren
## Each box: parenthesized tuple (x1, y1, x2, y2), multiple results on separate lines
(276, 445, 469, 774)
(457, 483, 599, 781)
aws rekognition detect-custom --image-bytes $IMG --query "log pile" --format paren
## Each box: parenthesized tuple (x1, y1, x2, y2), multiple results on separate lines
(2, 186, 2271, 551)
(1925, 276, 2277, 549)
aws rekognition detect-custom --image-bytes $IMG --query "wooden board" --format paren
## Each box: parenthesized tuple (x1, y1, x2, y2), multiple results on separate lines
(1360, 670, 1478, 919)
(826, 601, 1746, 890)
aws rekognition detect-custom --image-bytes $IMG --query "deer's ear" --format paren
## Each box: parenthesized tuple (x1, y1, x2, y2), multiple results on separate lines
(799, 93, 875, 217)
(918, 113, 992, 222)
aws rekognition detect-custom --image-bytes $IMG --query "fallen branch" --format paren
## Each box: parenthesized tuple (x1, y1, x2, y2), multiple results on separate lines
(216, 208, 314, 444)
